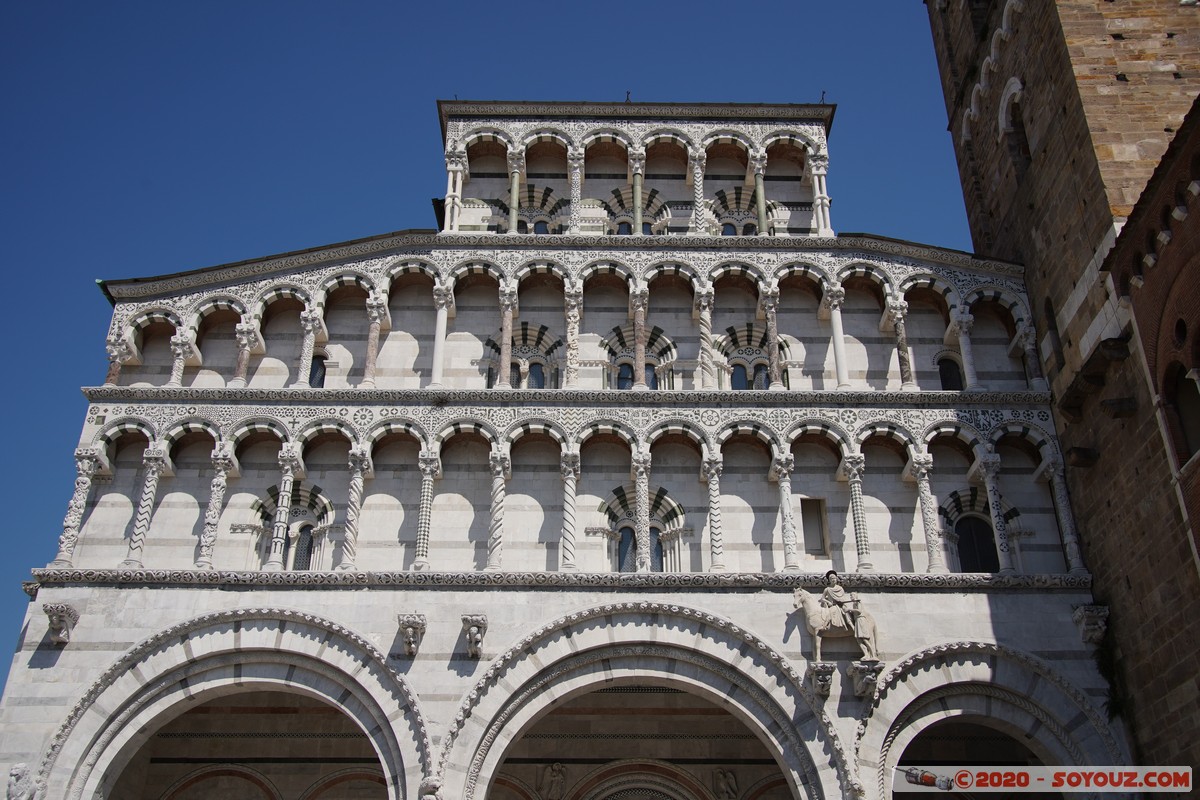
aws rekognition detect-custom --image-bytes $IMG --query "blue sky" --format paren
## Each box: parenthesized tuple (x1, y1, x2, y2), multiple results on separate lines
(0, 2, 970, 691)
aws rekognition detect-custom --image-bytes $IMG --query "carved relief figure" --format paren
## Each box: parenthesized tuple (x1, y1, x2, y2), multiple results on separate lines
(6, 764, 32, 800)
(793, 570, 879, 661)
(540, 762, 567, 800)
(714, 767, 738, 799)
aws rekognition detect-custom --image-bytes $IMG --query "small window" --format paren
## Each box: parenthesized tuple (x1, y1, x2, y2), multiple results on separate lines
(510, 362, 521, 388)
(955, 516, 999, 572)
(644, 365, 658, 390)
(618, 526, 663, 572)
(617, 363, 635, 390)
(753, 363, 770, 390)
(938, 357, 964, 391)
(800, 499, 827, 555)
(642, 223, 653, 235)
(721, 223, 737, 236)
(616, 222, 633, 235)
(650, 527, 664, 572)
(731, 364, 749, 390)
(309, 355, 327, 388)
(742, 223, 757, 236)
(293, 525, 314, 571)
(533, 220, 550, 235)
(1169, 365, 1200, 460)
(528, 362, 545, 389)
(517, 220, 528, 234)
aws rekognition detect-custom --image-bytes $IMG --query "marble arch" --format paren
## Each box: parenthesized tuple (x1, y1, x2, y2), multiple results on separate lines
(436, 603, 852, 800)
(36, 608, 429, 800)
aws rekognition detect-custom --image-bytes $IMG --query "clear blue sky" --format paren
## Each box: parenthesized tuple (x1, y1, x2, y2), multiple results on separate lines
(0, 2, 970, 691)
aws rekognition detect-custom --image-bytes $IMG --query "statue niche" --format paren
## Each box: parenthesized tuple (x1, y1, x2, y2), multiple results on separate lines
(792, 570, 879, 662)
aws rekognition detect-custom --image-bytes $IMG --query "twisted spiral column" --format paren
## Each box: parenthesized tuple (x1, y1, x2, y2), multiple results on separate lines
(293, 309, 321, 388)
(695, 286, 716, 388)
(414, 453, 440, 570)
(51, 449, 101, 567)
(632, 449, 652, 572)
(195, 446, 234, 569)
(339, 448, 369, 570)
(121, 448, 167, 568)
(910, 453, 946, 573)
(560, 451, 581, 571)
(264, 448, 300, 571)
(702, 457, 725, 572)
(842, 454, 873, 572)
(688, 148, 707, 234)
(486, 449, 510, 570)
(774, 455, 800, 570)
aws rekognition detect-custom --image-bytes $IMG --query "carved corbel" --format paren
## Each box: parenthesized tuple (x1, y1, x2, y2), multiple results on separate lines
(848, 660, 885, 698)
(43, 603, 79, 645)
(807, 662, 835, 697)
(462, 614, 488, 658)
(1072, 605, 1108, 645)
(398, 613, 427, 657)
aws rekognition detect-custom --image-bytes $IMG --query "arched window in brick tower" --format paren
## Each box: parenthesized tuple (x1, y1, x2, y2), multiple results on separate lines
(1004, 96, 1032, 182)
(1165, 362, 1200, 464)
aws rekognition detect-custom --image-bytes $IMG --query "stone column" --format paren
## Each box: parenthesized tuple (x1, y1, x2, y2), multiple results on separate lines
(629, 148, 646, 235)
(695, 284, 717, 389)
(195, 444, 235, 570)
(1017, 322, 1048, 391)
(413, 452, 441, 571)
(507, 150, 524, 234)
(824, 284, 852, 389)
(564, 283, 582, 388)
(120, 447, 168, 569)
(230, 318, 259, 388)
(495, 285, 517, 389)
(751, 150, 769, 235)
(444, 145, 467, 233)
(360, 292, 387, 388)
(631, 286, 650, 391)
(339, 447, 370, 570)
(486, 448, 510, 570)
(702, 456, 725, 572)
(773, 455, 801, 571)
(430, 281, 453, 388)
(809, 153, 832, 236)
(104, 337, 132, 386)
(761, 286, 785, 390)
(842, 454, 873, 571)
(567, 147, 584, 234)
(560, 451, 581, 571)
(264, 447, 301, 571)
(887, 299, 918, 391)
(632, 449, 653, 572)
(909, 453, 946, 573)
(688, 147, 707, 234)
(50, 448, 101, 567)
(167, 332, 191, 387)
(952, 311, 982, 390)
(1044, 456, 1087, 573)
(976, 453, 1016, 574)
(293, 309, 322, 389)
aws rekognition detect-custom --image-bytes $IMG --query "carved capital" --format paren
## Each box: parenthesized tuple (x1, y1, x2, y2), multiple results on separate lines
(397, 613, 427, 657)
(808, 152, 829, 174)
(105, 336, 132, 364)
(886, 299, 909, 325)
(299, 308, 323, 334)
(630, 287, 649, 313)
(489, 451, 511, 479)
(567, 148, 585, 172)
(909, 453, 934, 481)
(499, 285, 519, 313)
(348, 447, 372, 477)
(462, 613, 488, 658)
(807, 661, 835, 697)
(701, 457, 723, 481)
(506, 149, 525, 175)
(365, 292, 388, 323)
(952, 311, 975, 337)
(168, 332, 193, 359)
(141, 448, 168, 477)
(210, 443, 235, 476)
(1072, 604, 1108, 645)
(234, 320, 260, 350)
(771, 454, 794, 481)
(694, 286, 715, 313)
(760, 286, 780, 314)
(749, 150, 768, 176)
(975, 452, 1002, 481)
(628, 147, 646, 174)
(278, 444, 303, 476)
(840, 453, 866, 482)
(560, 451, 581, 480)
(822, 284, 846, 311)
(418, 453, 443, 480)
(631, 451, 652, 478)
(688, 147, 707, 171)
(74, 448, 101, 477)
(43, 602, 79, 645)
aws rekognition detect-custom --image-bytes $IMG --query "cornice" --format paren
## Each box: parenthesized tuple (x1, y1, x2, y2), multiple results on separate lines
(100, 232, 1023, 300)
(83, 386, 1051, 407)
(30, 569, 1091, 591)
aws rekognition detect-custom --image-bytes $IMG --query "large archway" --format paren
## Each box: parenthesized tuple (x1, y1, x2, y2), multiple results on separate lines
(897, 720, 1058, 799)
(490, 684, 790, 800)
(112, 690, 387, 799)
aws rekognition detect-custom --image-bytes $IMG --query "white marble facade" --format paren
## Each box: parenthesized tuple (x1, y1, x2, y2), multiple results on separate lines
(0, 102, 1125, 800)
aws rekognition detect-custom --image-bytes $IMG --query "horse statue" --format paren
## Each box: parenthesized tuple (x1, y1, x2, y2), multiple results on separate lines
(792, 571, 879, 662)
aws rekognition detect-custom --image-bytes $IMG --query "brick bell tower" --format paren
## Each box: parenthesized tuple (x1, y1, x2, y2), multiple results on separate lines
(923, 0, 1200, 768)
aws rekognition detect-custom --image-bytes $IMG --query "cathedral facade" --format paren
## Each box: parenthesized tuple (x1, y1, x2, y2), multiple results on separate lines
(0, 101, 1126, 799)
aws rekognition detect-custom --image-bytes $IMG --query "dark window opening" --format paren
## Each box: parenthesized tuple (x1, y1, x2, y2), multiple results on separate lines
(616, 222, 633, 235)
(517, 220, 528, 234)
(1006, 99, 1032, 181)
(618, 526, 663, 572)
(293, 525, 314, 571)
(510, 362, 521, 388)
(642, 223, 653, 235)
(533, 221, 550, 235)
(742, 223, 757, 236)
(938, 357, 964, 391)
(731, 364, 749, 390)
(309, 355, 327, 388)
(528, 362, 545, 389)
(644, 365, 658, 390)
(617, 363, 635, 390)
(956, 516, 999, 572)
(753, 363, 770, 390)
(721, 223, 737, 236)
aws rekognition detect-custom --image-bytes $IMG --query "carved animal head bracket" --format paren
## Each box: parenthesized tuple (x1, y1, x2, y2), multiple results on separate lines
(847, 660, 885, 698)
(1072, 604, 1108, 645)
(462, 614, 488, 658)
(43, 603, 79, 645)
(398, 613, 427, 657)
(807, 662, 836, 697)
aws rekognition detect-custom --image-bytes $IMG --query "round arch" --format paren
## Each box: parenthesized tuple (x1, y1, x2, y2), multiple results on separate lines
(899, 273, 961, 315)
(775, 261, 830, 291)
(987, 421, 1058, 462)
(574, 419, 638, 450)
(581, 128, 634, 151)
(433, 418, 501, 450)
(188, 295, 248, 334)
(460, 127, 516, 151)
(836, 262, 896, 301)
(645, 419, 709, 452)
(449, 259, 506, 287)
(784, 420, 852, 459)
(36, 608, 430, 800)
(714, 421, 781, 459)
(580, 259, 635, 287)
(855, 421, 917, 453)
(922, 421, 984, 452)
(297, 418, 360, 451)
(521, 127, 575, 151)
(366, 419, 429, 453)
(514, 259, 571, 286)
(435, 603, 853, 800)
(858, 641, 1126, 800)
(253, 284, 312, 320)
(382, 258, 441, 293)
(506, 418, 570, 449)
(761, 129, 821, 155)
(701, 129, 755, 154)
(962, 285, 1030, 326)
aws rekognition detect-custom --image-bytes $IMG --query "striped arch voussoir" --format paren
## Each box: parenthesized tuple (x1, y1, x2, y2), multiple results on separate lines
(462, 128, 514, 150)
(513, 260, 569, 284)
(318, 272, 375, 305)
(600, 325, 676, 362)
(701, 130, 753, 152)
(190, 296, 248, 332)
(711, 261, 765, 287)
(762, 129, 819, 153)
(939, 487, 1020, 528)
(366, 420, 427, 451)
(712, 188, 756, 216)
(963, 286, 1028, 323)
(775, 262, 828, 289)
(579, 260, 634, 285)
(94, 418, 156, 451)
(838, 262, 896, 300)
(575, 420, 637, 449)
(600, 484, 686, 531)
(384, 259, 440, 288)
(230, 419, 289, 449)
(298, 419, 359, 449)
(924, 423, 982, 452)
(449, 260, 505, 285)
(506, 420, 568, 447)
(255, 285, 312, 318)
(857, 422, 916, 451)
(253, 482, 335, 527)
(128, 308, 183, 335)
(646, 420, 707, 450)
(714, 323, 772, 356)
(644, 261, 698, 290)
(581, 129, 633, 150)
(435, 420, 499, 448)
(786, 420, 851, 456)
(900, 274, 960, 311)
(715, 421, 779, 454)
(162, 419, 222, 450)
(989, 423, 1053, 458)
(522, 128, 574, 150)
(641, 129, 693, 150)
